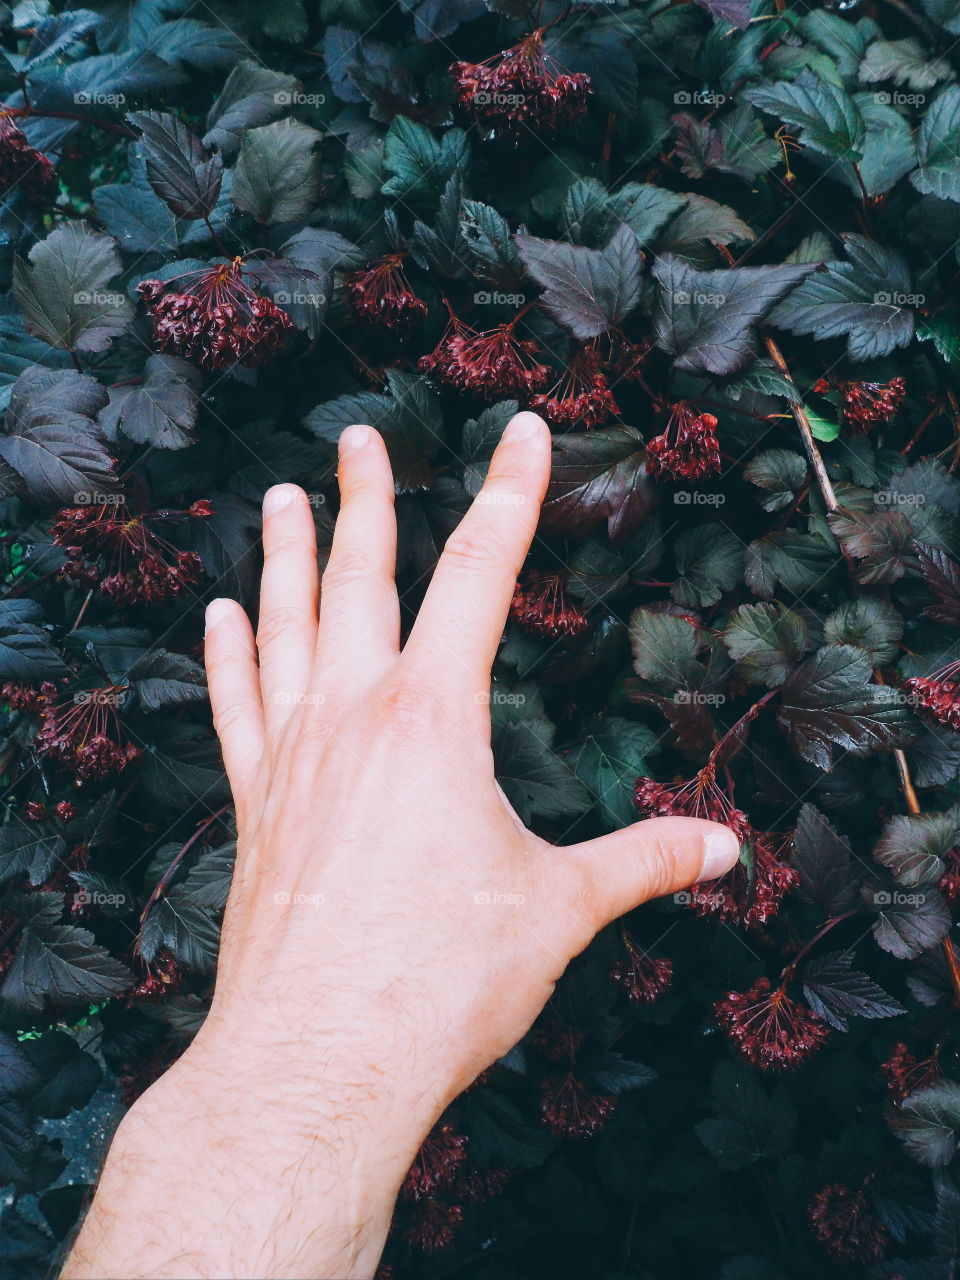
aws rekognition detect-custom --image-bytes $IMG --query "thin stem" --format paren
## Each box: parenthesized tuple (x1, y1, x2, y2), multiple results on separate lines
(137, 805, 231, 931)
(762, 334, 840, 512)
(780, 910, 859, 984)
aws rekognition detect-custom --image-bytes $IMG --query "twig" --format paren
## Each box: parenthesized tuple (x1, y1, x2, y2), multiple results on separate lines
(137, 805, 231, 931)
(762, 334, 840, 512)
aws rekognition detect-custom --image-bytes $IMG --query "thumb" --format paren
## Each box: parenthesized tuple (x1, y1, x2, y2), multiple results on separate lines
(561, 816, 741, 937)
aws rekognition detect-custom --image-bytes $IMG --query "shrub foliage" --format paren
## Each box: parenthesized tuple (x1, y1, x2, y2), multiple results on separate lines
(2, 0, 960, 1275)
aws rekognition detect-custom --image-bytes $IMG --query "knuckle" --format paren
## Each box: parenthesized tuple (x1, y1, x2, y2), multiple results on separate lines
(212, 698, 251, 740)
(256, 605, 305, 651)
(377, 677, 444, 739)
(443, 522, 510, 572)
(321, 547, 372, 592)
(638, 831, 682, 899)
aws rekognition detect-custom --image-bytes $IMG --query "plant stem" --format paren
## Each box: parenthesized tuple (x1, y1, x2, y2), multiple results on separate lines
(762, 334, 840, 512)
(137, 805, 231, 931)
(780, 910, 859, 983)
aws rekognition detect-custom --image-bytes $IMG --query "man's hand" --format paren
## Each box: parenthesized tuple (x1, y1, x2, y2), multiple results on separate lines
(64, 412, 738, 1280)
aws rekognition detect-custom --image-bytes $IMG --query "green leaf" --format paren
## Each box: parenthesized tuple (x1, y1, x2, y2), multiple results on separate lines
(911, 85, 960, 202)
(696, 1061, 797, 1171)
(860, 38, 954, 91)
(652, 256, 816, 376)
(671, 524, 742, 608)
(889, 1081, 960, 1166)
(462, 401, 517, 497)
(382, 116, 469, 206)
(0, 600, 65, 682)
(874, 810, 960, 887)
(203, 60, 301, 156)
(724, 603, 812, 688)
(743, 449, 808, 512)
(823, 597, 903, 664)
(628, 608, 700, 689)
(12, 223, 132, 354)
(231, 119, 323, 224)
(870, 884, 951, 958)
(460, 201, 524, 288)
(768, 233, 916, 361)
(568, 717, 660, 829)
(746, 70, 865, 160)
(127, 110, 222, 220)
(777, 644, 916, 770)
(106, 355, 200, 450)
(744, 531, 836, 600)
(490, 686, 591, 824)
(514, 225, 643, 340)
(806, 408, 839, 442)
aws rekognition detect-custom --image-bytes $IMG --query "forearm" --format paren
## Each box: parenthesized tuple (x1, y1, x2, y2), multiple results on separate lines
(62, 1034, 435, 1280)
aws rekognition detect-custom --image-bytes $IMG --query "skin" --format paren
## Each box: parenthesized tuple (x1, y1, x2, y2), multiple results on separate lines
(62, 411, 739, 1280)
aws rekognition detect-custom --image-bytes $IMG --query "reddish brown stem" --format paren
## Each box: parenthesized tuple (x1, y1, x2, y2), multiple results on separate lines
(137, 805, 232, 932)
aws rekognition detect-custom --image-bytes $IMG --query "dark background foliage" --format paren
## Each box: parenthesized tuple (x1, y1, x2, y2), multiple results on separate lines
(2, 0, 960, 1276)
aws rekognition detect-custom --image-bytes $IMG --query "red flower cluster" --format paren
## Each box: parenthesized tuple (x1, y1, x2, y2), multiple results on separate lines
(450, 30, 591, 138)
(35, 685, 142, 783)
(0, 113, 56, 201)
(839, 377, 906, 432)
(807, 1183, 887, 1263)
(418, 312, 549, 400)
(636, 769, 796, 928)
(530, 343, 619, 428)
(52, 500, 211, 606)
(402, 1201, 463, 1254)
(1, 680, 56, 713)
(401, 1124, 468, 1201)
(137, 260, 293, 371)
(881, 1042, 942, 1102)
(539, 1072, 616, 1138)
(347, 254, 427, 330)
(130, 950, 183, 1002)
(714, 977, 829, 1071)
(645, 402, 721, 481)
(610, 946, 673, 1005)
(24, 799, 76, 822)
(510, 570, 589, 639)
(903, 668, 960, 732)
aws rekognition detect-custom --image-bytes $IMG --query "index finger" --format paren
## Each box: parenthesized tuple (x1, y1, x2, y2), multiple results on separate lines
(405, 411, 551, 689)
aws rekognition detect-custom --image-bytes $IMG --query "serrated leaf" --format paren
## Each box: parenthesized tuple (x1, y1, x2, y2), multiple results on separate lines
(568, 717, 660, 829)
(1, 917, 132, 1014)
(777, 644, 915, 770)
(871, 885, 951, 959)
(232, 119, 323, 224)
(696, 1061, 797, 1171)
(802, 950, 905, 1030)
(746, 70, 865, 160)
(792, 803, 863, 914)
(724, 603, 812, 688)
(204, 60, 301, 156)
(743, 449, 808, 513)
(12, 223, 132, 354)
(540, 426, 654, 543)
(874, 810, 960, 887)
(652, 256, 816, 376)
(127, 110, 222, 220)
(916, 542, 960, 626)
(671, 524, 742, 608)
(889, 1081, 960, 1166)
(911, 85, 960, 202)
(629, 608, 700, 689)
(823, 597, 903, 664)
(514, 225, 643, 340)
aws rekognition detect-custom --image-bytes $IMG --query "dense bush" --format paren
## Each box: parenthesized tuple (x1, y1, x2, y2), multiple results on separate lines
(3, 0, 960, 1275)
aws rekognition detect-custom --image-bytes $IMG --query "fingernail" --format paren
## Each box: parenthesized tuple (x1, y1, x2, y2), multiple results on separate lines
(340, 423, 372, 454)
(205, 598, 233, 635)
(263, 484, 298, 515)
(699, 827, 741, 881)
(502, 412, 548, 443)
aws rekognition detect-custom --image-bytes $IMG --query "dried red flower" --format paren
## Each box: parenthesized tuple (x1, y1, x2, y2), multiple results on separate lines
(807, 1183, 887, 1263)
(130, 950, 184, 1002)
(450, 30, 591, 138)
(903, 666, 960, 732)
(52, 502, 209, 606)
(401, 1124, 469, 1201)
(0, 113, 56, 201)
(137, 259, 293, 371)
(530, 343, 619, 428)
(610, 935, 673, 1004)
(1, 681, 56, 713)
(418, 311, 549, 400)
(402, 1199, 464, 1253)
(881, 1042, 942, 1102)
(645, 402, 721, 481)
(347, 254, 428, 330)
(636, 768, 795, 927)
(714, 977, 829, 1071)
(54, 801, 78, 822)
(839, 377, 906, 433)
(510, 570, 589, 639)
(35, 685, 142, 783)
(531, 1017, 585, 1062)
(539, 1072, 616, 1137)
